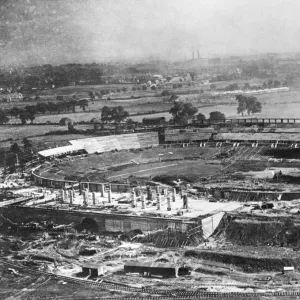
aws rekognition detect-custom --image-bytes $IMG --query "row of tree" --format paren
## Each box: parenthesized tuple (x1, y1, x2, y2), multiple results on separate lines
(100, 106, 130, 127)
(210, 80, 286, 92)
(169, 101, 226, 125)
(0, 99, 90, 124)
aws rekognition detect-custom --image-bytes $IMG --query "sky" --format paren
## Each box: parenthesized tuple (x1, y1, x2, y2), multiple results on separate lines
(1, 0, 300, 66)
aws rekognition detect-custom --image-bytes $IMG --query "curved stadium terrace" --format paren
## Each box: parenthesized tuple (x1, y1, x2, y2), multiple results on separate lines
(34, 126, 300, 189)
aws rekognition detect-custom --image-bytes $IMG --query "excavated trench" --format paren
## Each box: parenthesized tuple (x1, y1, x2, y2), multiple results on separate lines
(185, 249, 300, 273)
(215, 213, 300, 248)
(189, 213, 300, 272)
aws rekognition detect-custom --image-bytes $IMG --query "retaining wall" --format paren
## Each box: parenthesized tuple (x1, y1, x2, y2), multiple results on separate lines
(0, 206, 194, 233)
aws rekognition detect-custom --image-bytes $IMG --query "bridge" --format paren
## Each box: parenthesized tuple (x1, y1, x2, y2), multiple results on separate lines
(192, 118, 300, 126)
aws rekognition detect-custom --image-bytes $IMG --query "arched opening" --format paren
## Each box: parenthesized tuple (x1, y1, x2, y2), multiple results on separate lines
(81, 218, 98, 233)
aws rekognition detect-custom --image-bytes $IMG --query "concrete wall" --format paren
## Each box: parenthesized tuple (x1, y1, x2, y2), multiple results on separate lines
(32, 171, 130, 193)
(0, 206, 194, 233)
(199, 187, 300, 202)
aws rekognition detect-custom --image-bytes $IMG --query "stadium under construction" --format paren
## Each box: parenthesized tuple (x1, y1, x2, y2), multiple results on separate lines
(2, 122, 300, 245)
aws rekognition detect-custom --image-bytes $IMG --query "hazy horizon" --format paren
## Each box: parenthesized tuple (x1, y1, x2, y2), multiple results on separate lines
(1, 0, 300, 66)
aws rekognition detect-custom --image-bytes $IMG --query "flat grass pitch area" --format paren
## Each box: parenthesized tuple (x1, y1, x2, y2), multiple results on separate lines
(40, 147, 223, 182)
(105, 160, 222, 180)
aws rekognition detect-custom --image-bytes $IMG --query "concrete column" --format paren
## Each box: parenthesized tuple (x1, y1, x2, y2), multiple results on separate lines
(141, 194, 145, 209)
(131, 189, 136, 207)
(157, 194, 161, 210)
(108, 190, 112, 203)
(64, 190, 68, 201)
(183, 194, 188, 209)
(69, 190, 73, 205)
(85, 189, 90, 205)
(152, 192, 156, 202)
(167, 195, 171, 211)
(156, 185, 160, 194)
(83, 191, 87, 206)
(72, 189, 75, 198)
(61, 189, 65, 202)
(92, 192, 96, 205)
(147, 186, 152, 200)
(173, 188, 176, 202)
(164, 188, 168, 196)
(136, 188, 141, 197)
(100, 184, 104, 197)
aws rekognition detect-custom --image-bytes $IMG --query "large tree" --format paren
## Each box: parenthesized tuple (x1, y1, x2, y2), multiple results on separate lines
(196, 113, 206, 122)
(23, 137, 33, 151)
(0, 110, 9, 124)
(36, 102, 47, 114)
(236, 94, 247, 116)
(79, 99, 89, 111)
(111, 106, 130, 127)
(101, 106, 112, 124)
(209, 111, 226, 122)
(169, 101, 198, 125)
(10, 107, 19, 119)
(236, 94, 262, 116)
(19, 110, 30, 124)
(68, 99, 78, 113)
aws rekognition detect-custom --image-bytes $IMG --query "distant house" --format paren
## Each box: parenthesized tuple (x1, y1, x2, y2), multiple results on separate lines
(153, 74, 163, 80)
(0, 93, 23, 102)
(168, 77, 184, 84)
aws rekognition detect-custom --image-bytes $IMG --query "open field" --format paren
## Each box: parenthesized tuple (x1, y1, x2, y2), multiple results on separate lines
(9, 100, 300, 125)
(0, 124, 63, 141)
(39, 146, 222, 182)
(0, 124, 93, 141)
(105, 159, 222, 181)
(3, 84, 300, 125)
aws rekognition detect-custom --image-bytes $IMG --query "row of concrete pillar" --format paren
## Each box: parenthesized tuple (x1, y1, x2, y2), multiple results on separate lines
(60, 186, 188, 210)
(60, 188, 113, 205)
(131, 188, 188, 211)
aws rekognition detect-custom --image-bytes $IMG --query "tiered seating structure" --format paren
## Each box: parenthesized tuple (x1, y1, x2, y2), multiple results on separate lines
(164, 128, 213, 143)
(137, 132, 159, 148)
(69, 132, 159, 154)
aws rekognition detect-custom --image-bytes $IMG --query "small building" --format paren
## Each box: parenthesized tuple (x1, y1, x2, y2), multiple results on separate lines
(124, 261, 178, 278)
(0, 92, 23, 102)
(283, 266, 294, 275)
(82, 262, 107, 277)
(142, 117, 166, 126)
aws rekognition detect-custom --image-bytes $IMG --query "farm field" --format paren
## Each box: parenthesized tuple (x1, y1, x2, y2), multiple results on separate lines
(0, 124, 93, 141)
(0, 124, 63, 141)
(6, 99, 299, 125)
(3, 86, 300, 126)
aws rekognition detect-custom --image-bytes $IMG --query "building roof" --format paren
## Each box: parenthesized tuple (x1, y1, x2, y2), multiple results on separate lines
(143, 117, 166, 121)
(38, 144, 84, 157)
(124, 261, 177, 269)
(283, 266, 294, 271)
(82, 262, 104, 269)
(214, 132, 300, 142)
